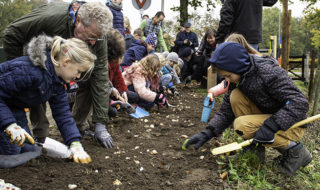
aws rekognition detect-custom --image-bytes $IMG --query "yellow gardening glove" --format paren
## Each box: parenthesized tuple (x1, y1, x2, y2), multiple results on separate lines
(69, 141, 92, 164)
(5, 123, 34, 146)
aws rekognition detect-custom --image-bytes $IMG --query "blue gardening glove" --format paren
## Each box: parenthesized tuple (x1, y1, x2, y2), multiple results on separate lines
(185, 129, 214, 150)
(253, 119, 279, 145)
(94, 123, 114, 148)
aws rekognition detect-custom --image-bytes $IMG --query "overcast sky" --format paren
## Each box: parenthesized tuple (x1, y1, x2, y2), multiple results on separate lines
(64, 0, 320, 30)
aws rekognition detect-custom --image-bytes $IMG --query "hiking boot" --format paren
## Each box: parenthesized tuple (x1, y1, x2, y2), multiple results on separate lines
(80, 129, 95, 138)
(242, 143, 266, 164)
(277, 143, 312, 176)
(34, 137, 46, 144)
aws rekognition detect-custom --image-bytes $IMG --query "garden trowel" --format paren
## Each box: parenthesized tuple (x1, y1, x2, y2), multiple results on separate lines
(211, 114, 320, 155)
(129, 106, 150, 118)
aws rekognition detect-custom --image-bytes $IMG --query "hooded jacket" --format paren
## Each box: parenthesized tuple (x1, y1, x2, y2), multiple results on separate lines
(121, 40, 147, 67)
(206, 54, 309, 137)
(3, 2, 110, 124)
(122, 63, 157, 102)
(106, 1, 124, 36)
(0, 35, 81, 145)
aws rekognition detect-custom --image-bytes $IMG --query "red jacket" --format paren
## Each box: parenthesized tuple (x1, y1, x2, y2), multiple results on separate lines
(109, 59, 128, 93)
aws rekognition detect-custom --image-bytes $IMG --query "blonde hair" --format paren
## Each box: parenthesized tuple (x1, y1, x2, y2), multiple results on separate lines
(154, 53, 166, 67)
(77, 2, 113, 36)
(225, 33, 263, 56)
(124, 16, 132, 32)
(51, 36, 96, 81)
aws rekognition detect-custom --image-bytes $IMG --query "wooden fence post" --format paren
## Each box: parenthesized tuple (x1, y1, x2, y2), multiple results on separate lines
(312, 48, 320, 115)
(309, 50, 317, 101)
(207, 66, 217, 91)
(304, 53, 310, 83)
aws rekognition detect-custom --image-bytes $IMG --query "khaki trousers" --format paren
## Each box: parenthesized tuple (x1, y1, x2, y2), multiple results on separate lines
(230, 89, 305, 149)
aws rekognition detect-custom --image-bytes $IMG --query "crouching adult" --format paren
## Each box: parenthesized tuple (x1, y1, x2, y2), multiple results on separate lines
(185, 42, 311, 176)
(0, 35, 93, 167)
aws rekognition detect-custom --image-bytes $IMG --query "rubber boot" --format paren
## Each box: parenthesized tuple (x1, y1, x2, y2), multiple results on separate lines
(278, 143, 312, 176)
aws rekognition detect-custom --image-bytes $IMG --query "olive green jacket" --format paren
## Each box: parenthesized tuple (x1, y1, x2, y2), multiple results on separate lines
(3, 2, 109, 124)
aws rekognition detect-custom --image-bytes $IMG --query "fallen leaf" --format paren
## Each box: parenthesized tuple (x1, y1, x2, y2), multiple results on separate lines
(220, 171, 228, 180)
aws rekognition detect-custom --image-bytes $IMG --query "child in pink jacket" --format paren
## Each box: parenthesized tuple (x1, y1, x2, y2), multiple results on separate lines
(122, 54, 167, 110)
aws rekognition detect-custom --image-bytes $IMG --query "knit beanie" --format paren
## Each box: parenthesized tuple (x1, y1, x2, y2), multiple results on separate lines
(162, 51, 169, 58)
(208, 42, 250, 74)
(166, 52, 179, 63)
(145, 33, 158, 47)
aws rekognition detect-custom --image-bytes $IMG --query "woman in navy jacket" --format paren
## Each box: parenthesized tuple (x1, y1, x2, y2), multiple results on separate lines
(0, 35, 94, 164)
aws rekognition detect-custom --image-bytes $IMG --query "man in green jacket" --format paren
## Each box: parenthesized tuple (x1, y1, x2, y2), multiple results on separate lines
(3, 2, 114, 148)
(139, 11, 168, 52)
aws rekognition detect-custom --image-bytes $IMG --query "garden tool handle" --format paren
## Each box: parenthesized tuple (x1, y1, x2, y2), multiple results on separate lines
(247, 114, 320, 145)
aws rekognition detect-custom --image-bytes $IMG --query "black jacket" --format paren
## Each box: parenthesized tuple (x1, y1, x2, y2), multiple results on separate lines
(216, 0, 277, 44)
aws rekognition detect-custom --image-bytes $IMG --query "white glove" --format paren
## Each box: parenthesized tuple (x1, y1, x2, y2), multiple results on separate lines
(5, 123, 34, 146)
(69, 141, 92, 164)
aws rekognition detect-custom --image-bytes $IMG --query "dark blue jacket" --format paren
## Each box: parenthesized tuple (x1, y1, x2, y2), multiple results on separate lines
(121, 40, 147, 67)
(107, 3, 124, 36)
(174, 31, 199, 55)
(0, 52, 81, 145)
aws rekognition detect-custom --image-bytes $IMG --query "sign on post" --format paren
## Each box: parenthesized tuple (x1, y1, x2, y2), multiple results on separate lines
(132, 0, 151, 10)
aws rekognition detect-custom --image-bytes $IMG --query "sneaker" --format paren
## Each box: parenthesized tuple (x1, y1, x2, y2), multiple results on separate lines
(277, 143, 312, 176)
(183, 76, 192, 84)
(34, 137, 46, 144)
(80, 129, 95, 137)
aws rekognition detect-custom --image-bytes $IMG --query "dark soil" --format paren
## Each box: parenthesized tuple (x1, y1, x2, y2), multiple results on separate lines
(0, 82, 228, 190)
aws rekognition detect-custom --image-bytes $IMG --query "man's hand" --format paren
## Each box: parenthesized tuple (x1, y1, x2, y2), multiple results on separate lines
(70, 141, 92, 164)
(184, 39, 188, 44)
(94, 123, 114, 148)
(5, 123, 34, 146)
(184, 129, 213, 150)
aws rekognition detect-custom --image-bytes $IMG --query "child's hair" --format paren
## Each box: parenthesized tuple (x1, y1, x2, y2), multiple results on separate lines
(51, 36, 96, 81)
(126, 54, 161, 91)
(204, 28, 216, 40)
(107, 28, 125, 61)
(225, 33, 262, 56)
(154, 53, 166, 67)
(124, 16, 132, 32)
(133, 28, 144, 38)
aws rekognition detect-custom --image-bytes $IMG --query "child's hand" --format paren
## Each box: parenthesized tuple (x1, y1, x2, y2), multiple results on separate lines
(111, 88, 121, 99)
(121, 92, 128, 103)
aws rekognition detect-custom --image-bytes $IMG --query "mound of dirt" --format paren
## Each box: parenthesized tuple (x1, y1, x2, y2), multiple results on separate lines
(0, 83, 227, 189)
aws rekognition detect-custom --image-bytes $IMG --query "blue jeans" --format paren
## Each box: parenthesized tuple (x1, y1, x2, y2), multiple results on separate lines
(0, 108, 34, 155)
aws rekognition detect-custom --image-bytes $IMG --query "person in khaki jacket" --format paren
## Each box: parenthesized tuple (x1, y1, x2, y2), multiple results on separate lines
(3, 2, 114, 148)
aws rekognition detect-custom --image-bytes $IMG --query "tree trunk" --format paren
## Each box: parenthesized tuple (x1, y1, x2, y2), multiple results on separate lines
(180, 0, 188, 26)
